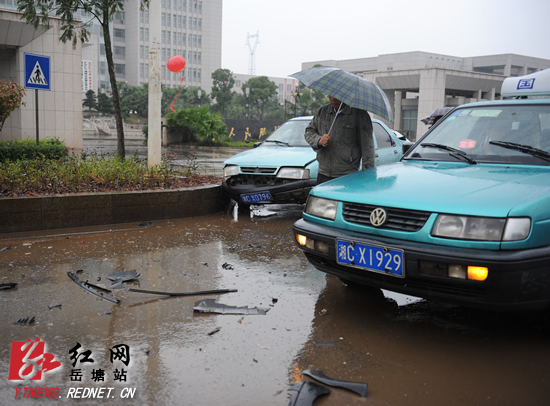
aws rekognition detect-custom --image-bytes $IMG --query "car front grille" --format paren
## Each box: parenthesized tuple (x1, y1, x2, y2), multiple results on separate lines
(342, 203, 430, 232)
(240, 167, 277, 174)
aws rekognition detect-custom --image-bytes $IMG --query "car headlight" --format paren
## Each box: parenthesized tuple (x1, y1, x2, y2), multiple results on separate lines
(276, 167, 309, 179)
(223, 165, 239, 178)
(432, 215, 530, 241)
(305, 196, 337, 220)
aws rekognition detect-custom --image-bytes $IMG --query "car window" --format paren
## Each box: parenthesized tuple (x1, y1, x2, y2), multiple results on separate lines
(407, 104, 550, 165)
(373, 122, 394, 149)
(264, 119, 311, 147)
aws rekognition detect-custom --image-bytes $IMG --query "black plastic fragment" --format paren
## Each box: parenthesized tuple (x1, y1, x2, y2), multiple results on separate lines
(302, 369, 368, 398)
(14, 316, 35, 325)
(0, 283, 18, 290)
(48, 302, 62, 309)
(67, 271, 120, 304)
(0, 244, 11, 252)
(129, 288, 237, 297)
(207, 327, 221, 336)
(287, 381, 331, 406)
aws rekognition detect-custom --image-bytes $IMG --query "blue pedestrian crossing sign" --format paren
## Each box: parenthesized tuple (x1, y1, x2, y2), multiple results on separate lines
(24, 53, 51, 91)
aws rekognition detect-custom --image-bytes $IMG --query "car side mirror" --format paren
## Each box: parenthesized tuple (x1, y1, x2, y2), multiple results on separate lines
(402, 141, 414, 154)
(253, 142, 262, 148)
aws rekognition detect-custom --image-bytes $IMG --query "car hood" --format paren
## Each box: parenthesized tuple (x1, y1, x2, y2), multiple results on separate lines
(224, 146, 316, 168)
(312, 161, 550, 218)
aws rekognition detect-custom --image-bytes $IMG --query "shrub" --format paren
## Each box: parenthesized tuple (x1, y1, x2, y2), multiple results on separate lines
(0, 138, 68, 162)
(0, 79, 26, 133)
(165, 107, 228, 145)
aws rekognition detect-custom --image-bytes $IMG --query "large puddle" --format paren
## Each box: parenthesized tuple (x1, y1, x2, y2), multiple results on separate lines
(1, 206, 550, 405)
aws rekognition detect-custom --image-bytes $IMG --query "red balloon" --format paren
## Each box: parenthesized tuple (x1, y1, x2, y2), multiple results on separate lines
(167, 55, 186, 73)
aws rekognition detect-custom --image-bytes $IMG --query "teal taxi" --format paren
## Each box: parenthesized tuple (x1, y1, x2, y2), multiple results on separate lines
(293, 69, 550, 311)
(222, 116, 409, 209)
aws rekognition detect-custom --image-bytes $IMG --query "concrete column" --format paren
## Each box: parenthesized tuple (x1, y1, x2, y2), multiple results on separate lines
(394, 91, 402, 130)
(476, 89, 482, 101)
(148, 0, 162, 169)
(417, 68, 447, 138)
(489, 87, 496, 101)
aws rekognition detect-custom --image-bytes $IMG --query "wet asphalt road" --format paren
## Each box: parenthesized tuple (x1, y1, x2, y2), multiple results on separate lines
(1, 204, 550, 406)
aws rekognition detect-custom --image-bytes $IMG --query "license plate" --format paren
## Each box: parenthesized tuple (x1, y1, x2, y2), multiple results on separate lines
(336, 240, 404, 277)
(240, 191, 273, 203)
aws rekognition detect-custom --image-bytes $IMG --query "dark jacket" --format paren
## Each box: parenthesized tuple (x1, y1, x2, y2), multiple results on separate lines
(305, 104, 374, 177)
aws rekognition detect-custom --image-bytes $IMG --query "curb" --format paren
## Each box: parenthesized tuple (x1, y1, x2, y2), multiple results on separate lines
(0, 184, 227, 234)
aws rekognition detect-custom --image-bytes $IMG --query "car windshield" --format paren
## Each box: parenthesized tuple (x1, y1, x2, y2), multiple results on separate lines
(406, 104, 550, 166)
(263, 119, 311, 147)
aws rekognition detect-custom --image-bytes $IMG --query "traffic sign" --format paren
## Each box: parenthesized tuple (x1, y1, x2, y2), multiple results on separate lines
(24, 53, 51, 91)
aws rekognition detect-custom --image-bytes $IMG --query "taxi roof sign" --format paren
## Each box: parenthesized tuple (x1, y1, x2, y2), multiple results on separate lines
(501, 68, 550, 98)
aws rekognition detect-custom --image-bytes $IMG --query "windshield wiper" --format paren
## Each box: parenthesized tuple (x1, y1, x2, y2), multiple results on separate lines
(489, 141, 550, 162)
(265, 140, 290, 147)
(420, 143, 477, 164)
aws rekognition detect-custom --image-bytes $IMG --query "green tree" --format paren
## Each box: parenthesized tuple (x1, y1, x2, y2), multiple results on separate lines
(83, 89, 98, 111)
(165, 106, 228, 144)
(97, 91, 113, 114)
(0, 79, 26, 133)
(242, 76, 278, 120)
(119, 82, 148, 118)
(210, 68, 235, 118)
(18, 0, 150, 159)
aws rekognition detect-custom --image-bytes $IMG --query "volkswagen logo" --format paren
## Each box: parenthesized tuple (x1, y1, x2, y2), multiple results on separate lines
(370, 208, 387, 227)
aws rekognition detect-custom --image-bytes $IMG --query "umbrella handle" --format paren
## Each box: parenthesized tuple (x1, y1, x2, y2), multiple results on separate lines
(327, 103, 343, 136)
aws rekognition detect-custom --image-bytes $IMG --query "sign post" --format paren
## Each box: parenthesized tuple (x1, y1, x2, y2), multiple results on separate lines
(24, 53, 51, 145)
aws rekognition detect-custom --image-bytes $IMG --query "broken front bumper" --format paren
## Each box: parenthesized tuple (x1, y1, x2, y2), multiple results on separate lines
(222, 177, 316, 204)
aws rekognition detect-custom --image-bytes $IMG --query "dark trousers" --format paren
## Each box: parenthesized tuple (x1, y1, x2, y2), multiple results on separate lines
(316, 173, 339, 185)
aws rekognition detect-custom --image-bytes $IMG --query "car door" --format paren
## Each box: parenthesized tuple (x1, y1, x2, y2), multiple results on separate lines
(373, 122, 401, 166)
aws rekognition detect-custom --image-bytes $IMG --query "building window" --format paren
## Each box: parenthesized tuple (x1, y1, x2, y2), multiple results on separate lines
(140, 63, 144, 78)
(167, 31, 171, 44)
(161, 30, 166, 43)
(198, 1, 202, 13)
(99, 61, 106, 76)
(161, 48, 166, 61)
(167, 0, 171, 8)
(115, 64, 125, 77)
(182, 16, 187, 29)
(140, 45, 144, 59)
(173, 14, 177, 27)
(473, 65, 505, 75)
(198, 18, 201, 30)
(510, 65, 524, 77)
(193, 35, 197, 47)
(114, 11, 125, 23)
(193, 17, 197, 30)
(145, 28, 149, 41)
(145, 10, 149, 23)
(100, 44, 105, 55)
(145, 64, 149, 76)
(198, 35, 201, 47)
(167, 13, 171, 26)
(114, 46, 125, 58)
(173, 32, 177, 44)
(198, 52, 201, 64)
(162, 12, 166, 25)
(145, 46, 149, 59)
(182, 33, 186, 46)
(140, 11, 144, 23)
(140, 27, 144, 41)
(402, 108, 417, 138)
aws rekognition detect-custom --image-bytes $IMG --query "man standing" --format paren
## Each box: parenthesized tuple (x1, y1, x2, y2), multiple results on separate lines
(305, 96, 375, 184)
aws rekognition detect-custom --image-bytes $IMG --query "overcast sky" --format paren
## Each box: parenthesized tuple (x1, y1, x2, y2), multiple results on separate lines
(221, 0, 550, 78)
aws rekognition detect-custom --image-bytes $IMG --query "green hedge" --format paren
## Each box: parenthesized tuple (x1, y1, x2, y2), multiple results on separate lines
(0, 138, 68, 162)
